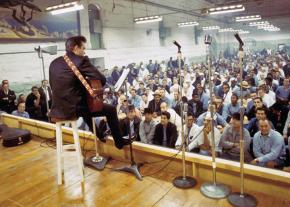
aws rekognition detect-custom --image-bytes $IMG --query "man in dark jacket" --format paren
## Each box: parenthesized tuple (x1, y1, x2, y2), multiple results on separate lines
(49, 36, 125, 149)
(0, 82, 16, 114)
(153, 111, 178, 148)
(148, 91, 163, 116)
(38, 79, 52, 121)
(188, 92, 203, 118)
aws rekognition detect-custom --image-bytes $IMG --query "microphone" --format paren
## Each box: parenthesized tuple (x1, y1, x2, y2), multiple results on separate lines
(173, 40, 181, 48)
(234, 33, 244, 47)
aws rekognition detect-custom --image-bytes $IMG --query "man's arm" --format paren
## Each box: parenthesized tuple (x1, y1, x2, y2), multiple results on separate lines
(253, 133, 265, 158)
(138, 121, 147, 143)
(147, 122, 156, 144)
(219, 127, 235, 149)
(222, 104, 230, 121)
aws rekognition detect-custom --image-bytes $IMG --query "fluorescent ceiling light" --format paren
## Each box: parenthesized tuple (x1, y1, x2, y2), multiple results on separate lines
(46, 1, 84, 15)
(134, 15, 163, 24)
(208, 4, 245, 15)
(177, 21, 199, 27)
(249, 21, 269, 26)
(235, 15, 261, 22)
(218, 28, 250, 34)
(202, 26, 220, 31)
(218, 28, 234, 33)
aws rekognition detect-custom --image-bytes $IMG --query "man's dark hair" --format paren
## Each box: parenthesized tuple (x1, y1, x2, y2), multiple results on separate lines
(222, 82, 230, 88)
(255, 107, 266, 113)
(17, 101, 25, 107)
(144, 108, 152, 114)
(161, 111, 171, 120)
(41, 79, 48, 84)
(253, 97, 262, 102)
(232, 112, 241, 121)
(65, 36, 87, 52)
(231, 94, 238, 99)
(2, 80, 8, 85)
(31, 86, 38, 91)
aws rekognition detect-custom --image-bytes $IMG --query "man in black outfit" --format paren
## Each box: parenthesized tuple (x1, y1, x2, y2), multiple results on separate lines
(0, 82, 16, 114)
(25, 86, 42, 120)
(38, 79, 52, 121)
(49, 36, 125, 149)
(153, 111, 178, 148)
(188, 92, 203, 118)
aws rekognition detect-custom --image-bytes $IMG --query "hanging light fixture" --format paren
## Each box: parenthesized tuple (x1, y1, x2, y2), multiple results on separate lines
(134, 15, 163, 24)
(235, 15, 261, 22)
(177, 21, 199, 27)
(208, 4, 245, 15)
(46, 1, 84, 15)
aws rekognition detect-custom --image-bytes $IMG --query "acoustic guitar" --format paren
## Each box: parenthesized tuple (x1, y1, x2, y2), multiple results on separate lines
(86, 78, 104, 112)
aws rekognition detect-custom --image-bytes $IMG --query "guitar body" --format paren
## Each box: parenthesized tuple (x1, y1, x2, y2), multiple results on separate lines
(86, 79, 104, 112)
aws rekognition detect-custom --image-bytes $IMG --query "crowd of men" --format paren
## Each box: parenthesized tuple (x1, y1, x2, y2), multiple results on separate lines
(1, 50, 289, 171)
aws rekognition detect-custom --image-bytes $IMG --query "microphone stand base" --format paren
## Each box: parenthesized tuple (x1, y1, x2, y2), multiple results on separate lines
(115, 163, 143, 181)
(228, 192, 257, 207)
(200, 182, 231, 199)
(84, 155, 110, 171)
(172, 176, 197, 189)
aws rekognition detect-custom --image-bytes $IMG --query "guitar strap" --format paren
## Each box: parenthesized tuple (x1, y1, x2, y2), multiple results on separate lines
(63, 54, 95, 98)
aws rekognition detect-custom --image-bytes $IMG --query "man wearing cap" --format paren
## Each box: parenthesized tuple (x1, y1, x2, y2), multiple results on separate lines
(119, 104, 141, 141)
(153, 111, 178, 148)
(232, 81, 251, 99)
(139, 108, 156, 144)
(148, 90, 163, 116)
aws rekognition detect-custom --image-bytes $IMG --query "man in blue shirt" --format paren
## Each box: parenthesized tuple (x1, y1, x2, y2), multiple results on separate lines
(251, 119, 285, 168)
(129, 88, 141, 109)
(222, 94, 241, 122)
(276, 78, 289, 104)
(12, 102, 30, 119)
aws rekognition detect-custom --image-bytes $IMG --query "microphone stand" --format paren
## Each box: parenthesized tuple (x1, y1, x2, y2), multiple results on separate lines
(114, 77, 143, 180)
(200, 35, 231, 199)
(227, 33, 257, 207)
(84, 117, 111, 170)
(172, 42, 197, 188)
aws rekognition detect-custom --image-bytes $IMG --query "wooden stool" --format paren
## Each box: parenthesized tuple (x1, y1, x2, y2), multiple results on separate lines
(53, 118, 84, 185)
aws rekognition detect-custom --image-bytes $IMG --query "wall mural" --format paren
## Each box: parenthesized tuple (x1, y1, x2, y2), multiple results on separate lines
(0, 1, 80, 41)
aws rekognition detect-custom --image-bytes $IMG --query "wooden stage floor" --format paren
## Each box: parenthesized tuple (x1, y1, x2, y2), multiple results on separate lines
(0, 138, 290, 207)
